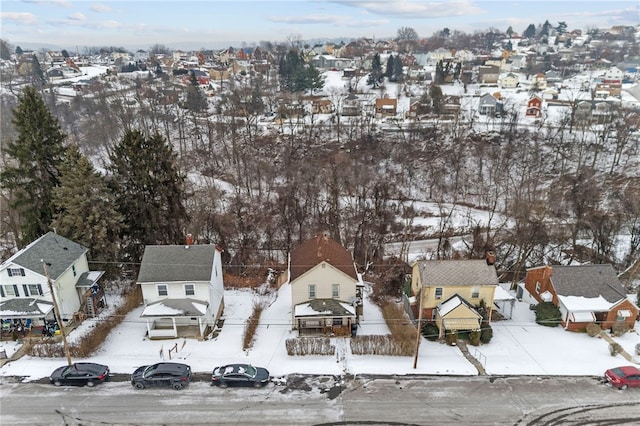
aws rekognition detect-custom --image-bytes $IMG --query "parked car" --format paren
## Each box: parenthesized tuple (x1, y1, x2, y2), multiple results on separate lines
(131, 362, 192, 390)
(211, 364, 270, 388)
(49, 362, 110, 387)
(604, 366, 640, 390)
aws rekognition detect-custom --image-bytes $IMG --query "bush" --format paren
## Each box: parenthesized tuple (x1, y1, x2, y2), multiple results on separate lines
(534, 302, 562, 327)
(480, 323, 493, 344)
(421, 322, 440, 341)
(286, 337, 335, 356)
(585, 323, 601, 337)
(350, 335, 413, 356)
(611, 322, 629, 337)
(469, 330, 481, 346)
(609, 342, 623, 356)
(242, 302, 264, 351)
(445, 331, 457, 346)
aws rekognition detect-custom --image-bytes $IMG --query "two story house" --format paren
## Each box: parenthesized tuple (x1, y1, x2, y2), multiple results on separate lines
(137, 242, 224, 340)
(410, 256, 499, 338)
(523, 264, 638, 332)
(289, 232, 363, 336)
(0, 232, 106, 330)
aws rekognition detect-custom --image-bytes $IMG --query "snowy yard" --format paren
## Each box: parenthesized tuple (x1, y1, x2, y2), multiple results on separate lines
(1, 283, 638, 381)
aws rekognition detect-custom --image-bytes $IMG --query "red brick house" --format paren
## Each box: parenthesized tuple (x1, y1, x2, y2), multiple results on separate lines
(524, 265, 638, 332)
(525, 95, 543, 118)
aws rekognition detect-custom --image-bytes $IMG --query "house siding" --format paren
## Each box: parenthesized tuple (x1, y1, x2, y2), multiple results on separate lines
(290, 261, 356, 307)
(523, 266, 556, 304)
(141, 281, 211, 304)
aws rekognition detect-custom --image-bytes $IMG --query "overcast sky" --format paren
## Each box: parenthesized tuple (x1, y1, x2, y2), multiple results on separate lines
(1, 0, 639, 51)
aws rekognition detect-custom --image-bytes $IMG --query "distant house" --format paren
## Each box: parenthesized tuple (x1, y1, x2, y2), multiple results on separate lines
(288, 232, 363, 337)
(523, 264, 638, 332)
(0, 232, 106, 328)
(525, 95, 543, 118)
(600, 66, 624, 84)
(477, 65, 500, 84)
(500, 72, 519, 89)
(374, 97, 398, 117)
(478, 93, 499, 115)
(531, 72, 547, 90)
(410, 256, 499, 338)
(341, 93, 361, 116)
(137, 241, 224, 339)
(311, 98, 334, 114)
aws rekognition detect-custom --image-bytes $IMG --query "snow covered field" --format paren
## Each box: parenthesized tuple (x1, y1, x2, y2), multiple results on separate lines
(1, 283, 638, 382)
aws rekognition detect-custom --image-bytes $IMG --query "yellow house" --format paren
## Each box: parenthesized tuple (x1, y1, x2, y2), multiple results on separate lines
(410, 258, 498, 335)
(435, 294, 483, 338)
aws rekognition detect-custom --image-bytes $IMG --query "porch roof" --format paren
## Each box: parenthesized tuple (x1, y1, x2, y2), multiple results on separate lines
(294, 298, 355, 318)
(140, 298, 208, 317)
(0, 298, 54, 318)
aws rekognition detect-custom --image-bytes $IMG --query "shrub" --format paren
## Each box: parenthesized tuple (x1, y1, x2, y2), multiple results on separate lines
(480, 323, 493, 344)
(534, 302, 561, 327)
(378, 300, 417, 355)
(445, 331, 457, 346)
(609, 343, 623, 356)
(469, 330, 481, 346)
(242, 301, 264, 351)
(350, 335, 413, 356)
(421, 322, 440, 341)
(586, 323, 601, 337)
(285, 337, 335, 356)
(611, 322, 628, 337)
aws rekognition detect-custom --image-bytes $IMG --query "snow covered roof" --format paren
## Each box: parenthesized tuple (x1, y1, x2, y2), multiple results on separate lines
(294, 298, 355, 317)
(557, 294, 613, 312)
(550, 264, 626, 303)
(0, 298, 54, 318)
(140, 298, 208, 317)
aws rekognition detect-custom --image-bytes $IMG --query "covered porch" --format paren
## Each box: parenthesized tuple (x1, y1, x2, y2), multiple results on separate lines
(294, 299, 356, 337)
(0, 298, 56, 339)
(140, 298, 209, 339)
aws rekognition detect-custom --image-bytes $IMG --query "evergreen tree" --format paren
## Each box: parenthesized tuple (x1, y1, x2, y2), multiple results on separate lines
(0, 86, 66, 246)
(523, 24, 536, 39)
(393, 56, 404, 83)
(385, 55, 394, 80)
(51, 145, 123, 276)
(305, 63, 325, 94)
(107, 130, 188, 262)
(368, 53, 383, 88)
(0, 39, 12, 60)
(540, 20, 551, 37)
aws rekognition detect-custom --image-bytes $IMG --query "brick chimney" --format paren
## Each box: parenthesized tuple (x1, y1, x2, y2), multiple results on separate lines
(485, 250, 495, 266)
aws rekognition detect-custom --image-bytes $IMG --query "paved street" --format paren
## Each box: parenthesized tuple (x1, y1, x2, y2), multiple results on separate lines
(1, 375, 638, 425)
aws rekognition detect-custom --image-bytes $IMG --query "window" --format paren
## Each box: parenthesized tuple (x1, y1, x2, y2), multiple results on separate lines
(185, 284, 195, 296)
(535, 282, 541, 294)
(22, 284, 43, 297)
(308, 284, 316, 299)
(333, 317, 343, 326)
(471, 287, 480, 298)
(3, 285, 17, 296)
(157, 285, 168, 296)
(332, 284, 340, 298)
(435, 287, 443, 299)
(7, 268, 25, 277)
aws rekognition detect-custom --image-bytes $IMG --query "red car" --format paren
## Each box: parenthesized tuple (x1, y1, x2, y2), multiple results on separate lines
(604, 366, 640, 390)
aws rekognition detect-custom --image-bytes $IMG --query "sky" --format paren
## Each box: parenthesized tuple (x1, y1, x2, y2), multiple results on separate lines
(1, 1, 639, 51)
(1, 283, 639, 381)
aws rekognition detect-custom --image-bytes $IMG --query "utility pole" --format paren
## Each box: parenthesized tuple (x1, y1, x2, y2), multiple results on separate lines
(413, 286, 424, 369)
(42, 260, 72, 366)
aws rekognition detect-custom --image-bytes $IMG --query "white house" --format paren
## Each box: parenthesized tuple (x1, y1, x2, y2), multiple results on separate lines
(137, 242, 224, 339)
(288, 232, 363, 336)
(0, 232, 106, 329)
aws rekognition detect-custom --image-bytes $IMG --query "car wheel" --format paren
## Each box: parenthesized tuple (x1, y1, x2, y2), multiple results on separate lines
(53, 380, 62, 387)
(219, 382, 228, 389)
(172, 383, 184, 390)
(620, 384, 628, 390)
(134, 382, 145, 389)
(86, 380, 95, 387)
(253, 382, 263, 388)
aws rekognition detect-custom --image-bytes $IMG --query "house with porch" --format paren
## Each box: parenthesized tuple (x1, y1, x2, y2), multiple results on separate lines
(0, 232, 106, 333)
(410, 256, 499, 339)
(523, 264, 638, 332)
(526, 95, 544, 118)
(137, 242, 224, 339)
(289, 232, 363, 336)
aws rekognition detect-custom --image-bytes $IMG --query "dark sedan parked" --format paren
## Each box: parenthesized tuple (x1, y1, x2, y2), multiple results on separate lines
(49, 362, 110, 387)
(131, 362, 192, 390)
(211, 364, 270, 388)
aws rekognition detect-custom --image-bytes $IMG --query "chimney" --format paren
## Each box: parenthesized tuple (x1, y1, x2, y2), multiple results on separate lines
(185, 233, 194, 248)
(485, 250, 495, 266)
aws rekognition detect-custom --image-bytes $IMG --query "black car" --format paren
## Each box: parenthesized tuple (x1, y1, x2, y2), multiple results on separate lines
(131, 362, 192, 390)
(211, 364, 270, 388)
(49, 362, 110, 387)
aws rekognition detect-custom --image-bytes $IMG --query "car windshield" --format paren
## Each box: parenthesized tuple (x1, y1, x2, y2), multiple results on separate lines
(610, 368, 625, 376)
(241, 365, 256, 376)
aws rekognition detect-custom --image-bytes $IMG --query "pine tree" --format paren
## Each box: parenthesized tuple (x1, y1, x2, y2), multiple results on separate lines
(51, 145, 123, 276)
(393, 56, 404, 83)
(523, 24, 536, 39)
(0, 86, 66, 246)
(385, 55, 394, 80)
(368, 53, 382, 88)
(107, 130, 188, 262)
